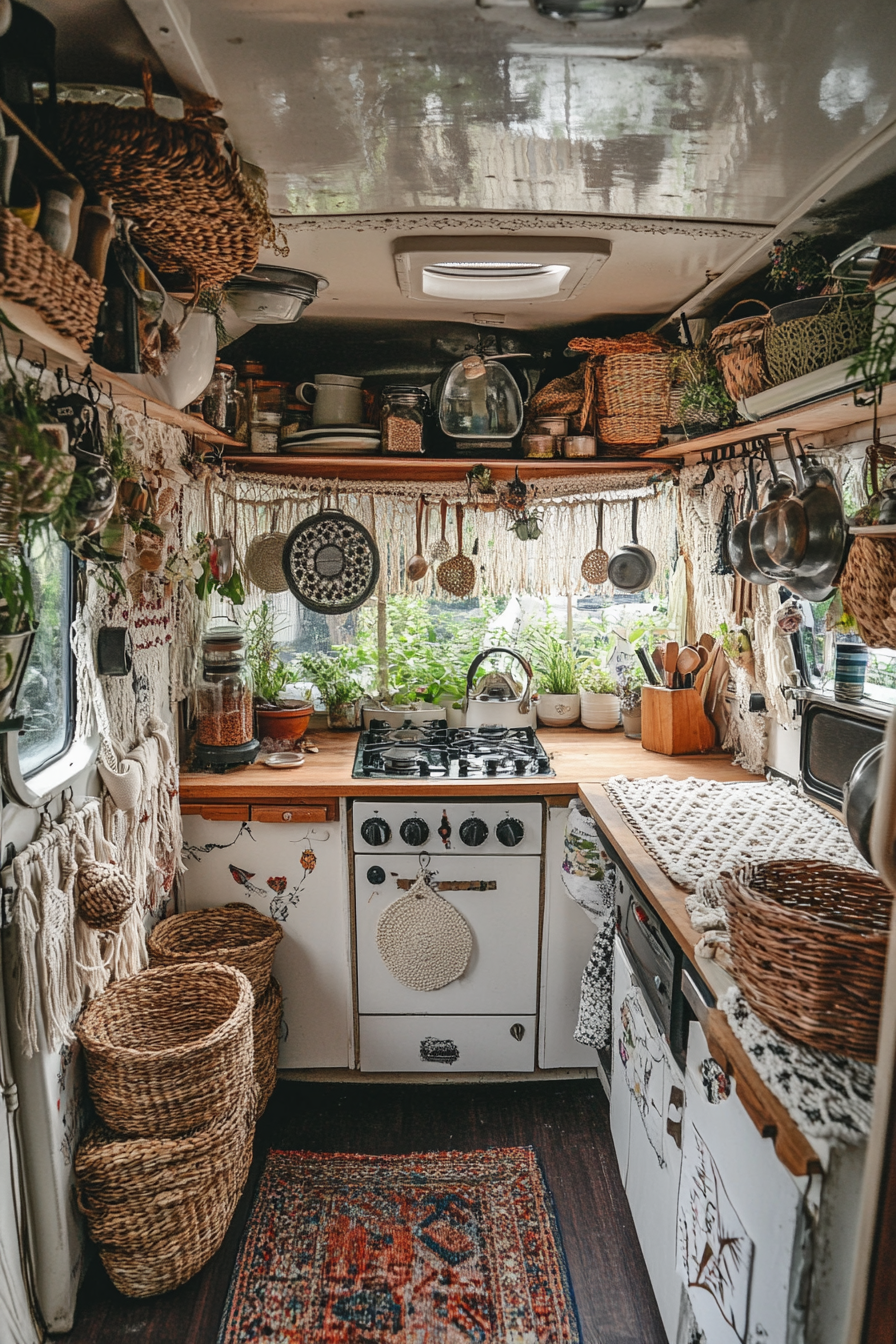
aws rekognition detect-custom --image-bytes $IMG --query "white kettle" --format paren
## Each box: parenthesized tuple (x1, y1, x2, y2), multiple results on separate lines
(463, 647, 537, 730)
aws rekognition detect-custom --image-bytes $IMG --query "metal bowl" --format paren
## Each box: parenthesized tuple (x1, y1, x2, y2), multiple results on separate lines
(843, 742, 883, 864)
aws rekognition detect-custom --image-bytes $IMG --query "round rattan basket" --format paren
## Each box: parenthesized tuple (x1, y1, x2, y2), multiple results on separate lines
(722, 860, 891, 1060)
(75, 1089, 256, 1297)
(253, 976, 283, 1113)
(839, 534, 896, 648)
(147, 903, 282, 1001)
(76, 962, 254, 1135)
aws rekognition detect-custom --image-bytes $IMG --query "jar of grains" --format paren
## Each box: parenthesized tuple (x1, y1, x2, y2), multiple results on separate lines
(195, 621, 255, 748)
(380, 386, 430, 454)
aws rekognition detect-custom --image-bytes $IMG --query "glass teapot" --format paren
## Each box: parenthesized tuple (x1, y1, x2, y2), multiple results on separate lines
(435, 355, 524, 443)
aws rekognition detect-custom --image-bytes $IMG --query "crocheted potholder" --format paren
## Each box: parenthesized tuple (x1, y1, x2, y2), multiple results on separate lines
(376, 872, 473, 992)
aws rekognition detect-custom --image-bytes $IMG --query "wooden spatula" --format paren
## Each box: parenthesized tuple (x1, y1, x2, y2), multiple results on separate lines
(663, 641, 679, 689)
(694, 642, 719, 700)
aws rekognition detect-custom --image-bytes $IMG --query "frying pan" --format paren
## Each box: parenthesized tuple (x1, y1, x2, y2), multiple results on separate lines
(607, 499, 657, 593)
(783, 441, 849, 601)
(749, 438, 807, 579)
(729, 456, 773, 586)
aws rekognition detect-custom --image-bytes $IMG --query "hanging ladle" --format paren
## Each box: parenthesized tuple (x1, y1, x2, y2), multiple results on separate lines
(407, 494, 428, 581)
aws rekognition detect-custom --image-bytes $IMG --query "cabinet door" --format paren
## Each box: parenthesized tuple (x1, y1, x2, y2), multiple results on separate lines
(181, 813, 352, 1068)
(539, 806, 607, 1069)
(610, 936, 634, 1186)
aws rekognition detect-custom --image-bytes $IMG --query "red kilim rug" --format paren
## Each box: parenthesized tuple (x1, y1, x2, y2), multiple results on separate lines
(217, 1146, 580, 1343)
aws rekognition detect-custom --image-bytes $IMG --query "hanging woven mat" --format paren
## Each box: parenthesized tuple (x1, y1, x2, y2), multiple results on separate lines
(764, 295, 874, 386)
(245, 510, 289, 593)
(376, 869, 473, 991)
(56, 73, 281, 286)
(282, 496, 380, 615)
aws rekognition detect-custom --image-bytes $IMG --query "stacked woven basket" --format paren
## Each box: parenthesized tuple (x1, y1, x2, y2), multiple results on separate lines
(74, 904, 283, 1298)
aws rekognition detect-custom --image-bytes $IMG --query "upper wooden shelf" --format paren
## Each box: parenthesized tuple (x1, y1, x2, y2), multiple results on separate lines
(219, 453, 669, 482)
(644, 379, 896, 461)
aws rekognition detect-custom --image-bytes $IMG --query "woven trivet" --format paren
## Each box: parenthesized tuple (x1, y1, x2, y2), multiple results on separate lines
(376, 871, 473, 991)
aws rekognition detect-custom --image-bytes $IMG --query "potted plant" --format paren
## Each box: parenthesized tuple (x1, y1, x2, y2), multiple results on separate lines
(298, 650, 364, 730)
(672, 348, 736, 434)
(522, 619, 580, 726)
(245, 601, 313, 744)
(578, 656, 621, 731)
(617, 664, 646, 738)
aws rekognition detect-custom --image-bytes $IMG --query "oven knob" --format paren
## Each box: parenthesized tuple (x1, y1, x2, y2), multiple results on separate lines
(400, 816, 430, 847)
(459, 817, 489, 847)
(360, 816, 391, 847)
(367, 865, 386, 885)
(496, 817, 524, 848)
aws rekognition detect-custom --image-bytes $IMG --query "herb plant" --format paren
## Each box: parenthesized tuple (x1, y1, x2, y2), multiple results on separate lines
(245, 601, 294, 706)
(298, 651, 364, 710)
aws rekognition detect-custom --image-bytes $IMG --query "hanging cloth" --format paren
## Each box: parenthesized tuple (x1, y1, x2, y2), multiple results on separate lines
(561, 800, 617, 1050)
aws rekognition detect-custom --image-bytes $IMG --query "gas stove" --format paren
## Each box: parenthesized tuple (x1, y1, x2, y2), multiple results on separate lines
(352, 718, 554, 779)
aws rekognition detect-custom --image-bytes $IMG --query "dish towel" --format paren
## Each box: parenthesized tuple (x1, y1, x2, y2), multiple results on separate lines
(562, 800, 617, 1050)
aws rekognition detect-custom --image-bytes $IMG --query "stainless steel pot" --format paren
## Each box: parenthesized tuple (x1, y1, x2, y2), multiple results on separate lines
(607, 498, 656, 593)
(783, 441, 849, 602)
(463, 647, 536, 728)
(749, 437, 807, 579)
(844, 742, 883, 865)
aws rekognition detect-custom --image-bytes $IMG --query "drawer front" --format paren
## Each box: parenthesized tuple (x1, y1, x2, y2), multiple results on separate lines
(359, 1014, 536, 1073)
(250, 804, 332, 824)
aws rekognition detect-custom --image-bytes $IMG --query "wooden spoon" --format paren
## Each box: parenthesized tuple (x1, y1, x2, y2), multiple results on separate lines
(663, 641, 680, 689)
(407, 495, 428, 581)
(676, 646, 701, 679)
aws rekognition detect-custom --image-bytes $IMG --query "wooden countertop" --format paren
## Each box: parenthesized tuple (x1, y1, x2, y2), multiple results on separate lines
(178, 727, 753, 802)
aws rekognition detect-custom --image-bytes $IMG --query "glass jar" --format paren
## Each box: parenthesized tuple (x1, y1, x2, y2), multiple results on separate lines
(201, 361, 244, 434)
(195, 622, 255, 748)
(234, 360, 265, 442)
(250, 380, 288, 455)
(436, 355, 523, 444)
(380, 386, 430, 454)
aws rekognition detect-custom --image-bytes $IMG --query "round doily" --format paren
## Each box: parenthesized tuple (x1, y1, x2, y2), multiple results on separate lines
(282, 509, 380, 614)
(376, 873, 473, 991)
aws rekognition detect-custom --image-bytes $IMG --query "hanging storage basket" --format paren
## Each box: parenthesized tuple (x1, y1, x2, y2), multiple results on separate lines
(764, 294, 875, 387)
(76, 962, 254, 1136)
(722, 860, 891, 1061)
(253, 976, 282, 1113)
(56, 93, 278, 286)
(75, 1089, 256, 1297)
(839, 534, 896, 648)
(0, 206, 105, 350)
(147, 902, 282, 1001)
(707, 300, 772, 401)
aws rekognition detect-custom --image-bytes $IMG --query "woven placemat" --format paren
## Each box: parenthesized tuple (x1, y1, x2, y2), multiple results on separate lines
(376, 873, 472, 991)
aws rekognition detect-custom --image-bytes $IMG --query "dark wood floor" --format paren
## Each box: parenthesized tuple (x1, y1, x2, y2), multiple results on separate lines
(63, 1078, 666, 1344)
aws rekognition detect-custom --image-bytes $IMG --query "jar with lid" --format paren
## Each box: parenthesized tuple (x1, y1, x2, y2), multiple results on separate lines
(201, 361, 244, 434)
(193, 621, 259, 768)
(380, 386, 430, 454)
(250, 380, 288, 455)
(233, 360, 266, 442)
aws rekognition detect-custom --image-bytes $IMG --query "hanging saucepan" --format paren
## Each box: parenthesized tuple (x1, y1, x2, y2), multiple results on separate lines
(729, 454, 774, 586)
(843, 742, 884, 865)
(783, 438, 850, 603)
(748, 437, 807, 579)
(607, 498, 656, 593)
(282, 493, 380, 614)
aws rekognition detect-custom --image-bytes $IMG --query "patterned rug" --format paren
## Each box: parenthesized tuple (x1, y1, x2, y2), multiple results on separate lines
(217, 1146, 581, 1343)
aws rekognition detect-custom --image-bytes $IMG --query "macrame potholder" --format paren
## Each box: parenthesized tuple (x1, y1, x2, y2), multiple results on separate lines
(376, 872, 473, 992)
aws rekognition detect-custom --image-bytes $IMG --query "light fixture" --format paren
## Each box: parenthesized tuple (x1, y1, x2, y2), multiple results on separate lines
(531, 0, 645, 19)
(393, 236, 611, 304)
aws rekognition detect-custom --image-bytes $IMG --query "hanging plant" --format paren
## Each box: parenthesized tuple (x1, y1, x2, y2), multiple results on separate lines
(191, 532, 245, 604)
(673, 349, 737, 433)
(767, 234, 832, 297)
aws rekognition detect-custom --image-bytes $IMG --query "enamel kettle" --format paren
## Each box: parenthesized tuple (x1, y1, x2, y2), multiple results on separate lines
(463, 647, 537, 729)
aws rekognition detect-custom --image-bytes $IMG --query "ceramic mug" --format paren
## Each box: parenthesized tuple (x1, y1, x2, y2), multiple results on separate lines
(834, 641, 869, 704)
(296, 374, 363, 427)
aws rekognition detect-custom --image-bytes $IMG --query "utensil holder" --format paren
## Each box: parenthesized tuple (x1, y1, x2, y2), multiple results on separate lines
(640, 686, 715, 756)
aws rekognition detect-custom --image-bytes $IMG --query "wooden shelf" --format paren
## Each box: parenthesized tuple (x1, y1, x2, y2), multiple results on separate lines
(850, 524, 896, 536)
(219, 453, 671, 482)
(643, 379, 896, 462)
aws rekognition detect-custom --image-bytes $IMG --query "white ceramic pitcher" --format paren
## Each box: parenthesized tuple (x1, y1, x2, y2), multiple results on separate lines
(296, 374, 363, 427)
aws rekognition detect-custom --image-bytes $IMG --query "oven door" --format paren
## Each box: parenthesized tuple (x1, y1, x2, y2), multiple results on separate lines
(355, 854, 540, 1015)
(799, 692, 887, 808)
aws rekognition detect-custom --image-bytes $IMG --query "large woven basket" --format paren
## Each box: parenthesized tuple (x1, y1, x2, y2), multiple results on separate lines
(708, 300, 772, 401)
(75, 1089, 255, 1297)
(839, 534, 896, 648)
(76, 962, 254, 1136)
(0, 206, 105, 350)
(596, 413, 663, 448)
(147, 903, 282, 1001)
(722, 860, 891, 1060)
(597, 351, 672, 422)
(254, 976, 282, 1113)
(57, 102, 275, 285)
(765, 295, 875, 386)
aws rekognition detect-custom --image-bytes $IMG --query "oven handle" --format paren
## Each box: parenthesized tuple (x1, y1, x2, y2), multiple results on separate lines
(395, 878, 497, 892)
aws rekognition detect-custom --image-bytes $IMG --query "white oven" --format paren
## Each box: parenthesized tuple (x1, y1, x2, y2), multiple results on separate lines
(352, 799, 543, 1072)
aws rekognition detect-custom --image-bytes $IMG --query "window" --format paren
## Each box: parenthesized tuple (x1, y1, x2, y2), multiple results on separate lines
(18, 531, 75, 776)
(794, 594, 896, 707)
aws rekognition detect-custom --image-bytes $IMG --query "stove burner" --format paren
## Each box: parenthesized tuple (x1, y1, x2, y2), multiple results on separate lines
(353, 718, 554, 779)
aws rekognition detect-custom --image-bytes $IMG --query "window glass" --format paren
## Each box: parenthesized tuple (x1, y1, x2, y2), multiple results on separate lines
(18, 531, 74, 775)
(795, 594, 896, 706)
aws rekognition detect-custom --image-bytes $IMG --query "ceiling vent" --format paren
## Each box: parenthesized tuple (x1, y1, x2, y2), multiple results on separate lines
(393, 236, 611, 304)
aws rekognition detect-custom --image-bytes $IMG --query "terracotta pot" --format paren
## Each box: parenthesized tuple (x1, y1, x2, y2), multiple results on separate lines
(256, 702, 313, 743)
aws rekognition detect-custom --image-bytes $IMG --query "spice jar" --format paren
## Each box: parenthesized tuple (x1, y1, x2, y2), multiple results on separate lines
(522, 434, 556, 459)
(381, 386, 430, 454)
(201, 361, 245, 434)
(194, 621, 256, 754)
(249, 380, 288, 455)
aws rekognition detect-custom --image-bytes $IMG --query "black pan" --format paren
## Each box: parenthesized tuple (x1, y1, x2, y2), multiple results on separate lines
(729, 455, 774, 586)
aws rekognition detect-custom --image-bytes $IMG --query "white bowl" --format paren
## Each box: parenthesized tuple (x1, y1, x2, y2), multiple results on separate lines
(119, 301, 217, 410)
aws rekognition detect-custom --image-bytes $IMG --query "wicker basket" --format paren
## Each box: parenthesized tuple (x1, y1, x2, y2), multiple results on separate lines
(75, 1089, 255, 1297)
(147, 903, 282, 1001)
(708, 301, 772, 401)
(764, 295, 874, 387)
(596, 413, 663, 448)
(597, 352, 672, 422)
(76, 962, 254, 1136)
(722, 860, 892, 1060)
(57, 102, 276, 285)
(0, 206, 105, 350)
(839, 534, 896, 648)
(254, 976, 282, 1113)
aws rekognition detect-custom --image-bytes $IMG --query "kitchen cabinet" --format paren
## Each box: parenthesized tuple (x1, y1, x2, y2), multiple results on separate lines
(538, 804, 604, 1070)
(180, 805, 352, 1068)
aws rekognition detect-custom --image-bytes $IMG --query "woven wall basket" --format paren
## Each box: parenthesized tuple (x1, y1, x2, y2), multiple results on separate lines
(57, 104, 274, 285)
(707, 300, 772, 401)
(597, 352, 672, 422)
(253, 976, 282, 1113)
(839, 534, 896, 648)
(764, 296, 874, 387)
(722, 860, 891, 1061)
(596, 413, 663, 448)
(75, 1088, 255, 1297)
(76, 961, 254, 1136)
(147, 902, 282, 1001)
(0, 206, 105, 350)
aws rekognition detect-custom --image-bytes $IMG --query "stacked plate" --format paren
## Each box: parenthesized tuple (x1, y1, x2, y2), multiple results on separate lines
(280, 425, 381, 455)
